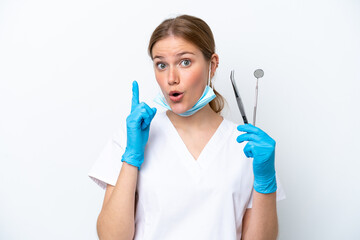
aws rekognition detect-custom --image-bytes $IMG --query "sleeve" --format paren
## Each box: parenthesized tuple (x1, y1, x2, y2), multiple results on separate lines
(246, 173, 286, 209)
(87, 123, 127, 190)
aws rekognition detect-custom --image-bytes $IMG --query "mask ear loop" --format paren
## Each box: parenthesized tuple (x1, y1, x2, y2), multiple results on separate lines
(208, 62, 212, 88)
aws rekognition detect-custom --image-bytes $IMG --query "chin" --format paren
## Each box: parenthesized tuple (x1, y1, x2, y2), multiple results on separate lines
(169, 104, 189, 115)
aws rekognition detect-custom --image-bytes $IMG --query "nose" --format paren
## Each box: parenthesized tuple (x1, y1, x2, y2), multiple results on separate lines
(167, 66, 179, 85)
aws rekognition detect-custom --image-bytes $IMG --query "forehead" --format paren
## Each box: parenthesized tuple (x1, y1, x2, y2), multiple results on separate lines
(152, 35, 201, 58)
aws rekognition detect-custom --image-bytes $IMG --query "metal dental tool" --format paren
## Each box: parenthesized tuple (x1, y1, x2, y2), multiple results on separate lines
(253, 69, 264, 126)
(230, 70, 248, 124)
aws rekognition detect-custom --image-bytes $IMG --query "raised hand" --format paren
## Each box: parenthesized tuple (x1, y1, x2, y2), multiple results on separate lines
(236, 124, 277, 194)
(121, 81, 157, 170)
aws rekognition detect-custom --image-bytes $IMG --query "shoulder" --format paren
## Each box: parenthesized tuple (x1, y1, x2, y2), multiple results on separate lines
(219, 117, 248, 151)
(152, 110, 168, 124)
(222, 117, 238, 128)
(149, 110, 168, 130)
(147, 110, 171, 141)
(221, 117, 241, 138)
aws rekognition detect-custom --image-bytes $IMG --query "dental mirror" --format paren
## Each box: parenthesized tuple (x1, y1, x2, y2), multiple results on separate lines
(253, 69, 264, 126)
(254, 69, 264, 79)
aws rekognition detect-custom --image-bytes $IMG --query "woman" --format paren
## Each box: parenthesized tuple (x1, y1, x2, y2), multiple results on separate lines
(88, 14, 285, 240)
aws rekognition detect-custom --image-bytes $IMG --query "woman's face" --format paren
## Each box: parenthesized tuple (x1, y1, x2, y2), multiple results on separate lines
(152, 36, 213, 115)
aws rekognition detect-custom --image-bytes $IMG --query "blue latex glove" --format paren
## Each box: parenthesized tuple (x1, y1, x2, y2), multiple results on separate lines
(121, 81, 157, 170)
(236, 124, 277, 194)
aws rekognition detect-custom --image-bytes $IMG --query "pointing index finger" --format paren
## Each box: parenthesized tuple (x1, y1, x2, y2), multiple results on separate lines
(131, 81, 139, 112)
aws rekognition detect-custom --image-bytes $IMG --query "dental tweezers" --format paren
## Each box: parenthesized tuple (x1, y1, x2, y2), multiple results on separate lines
(230, 70, 248, 124)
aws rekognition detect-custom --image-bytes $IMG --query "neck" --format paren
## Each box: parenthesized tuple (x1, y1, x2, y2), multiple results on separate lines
(166, 104, 222, 130)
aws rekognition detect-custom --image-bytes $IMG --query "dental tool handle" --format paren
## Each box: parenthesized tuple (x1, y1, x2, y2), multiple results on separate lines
(242, 115, 248, 124)
(253, 78, 259, 126)
(253, 106, 257, 125)
(235, 97, 248, 124)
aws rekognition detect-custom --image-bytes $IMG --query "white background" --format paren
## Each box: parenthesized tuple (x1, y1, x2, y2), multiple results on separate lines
(1, 0, 359, 239)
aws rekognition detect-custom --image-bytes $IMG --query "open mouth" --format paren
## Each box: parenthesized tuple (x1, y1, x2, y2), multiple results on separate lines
(169, 91, 184, 102)
(169, 91, 183, 96)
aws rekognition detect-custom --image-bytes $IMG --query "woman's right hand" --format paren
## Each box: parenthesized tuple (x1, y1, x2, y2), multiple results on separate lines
(121, 81, 157, 170)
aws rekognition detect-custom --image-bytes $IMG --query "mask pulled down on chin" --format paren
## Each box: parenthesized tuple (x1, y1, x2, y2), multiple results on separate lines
(153, 85, 216, 117)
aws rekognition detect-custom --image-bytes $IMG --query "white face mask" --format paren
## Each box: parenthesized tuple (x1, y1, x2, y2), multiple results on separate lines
(153, 63, 216, 117)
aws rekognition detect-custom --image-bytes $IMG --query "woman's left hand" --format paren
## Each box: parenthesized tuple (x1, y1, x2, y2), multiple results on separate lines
(236, 124, 277, 194)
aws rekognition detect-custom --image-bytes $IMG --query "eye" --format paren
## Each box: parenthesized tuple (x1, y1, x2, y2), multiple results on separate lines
(156, 62, 166, 70)
(180, 59, 191, 67)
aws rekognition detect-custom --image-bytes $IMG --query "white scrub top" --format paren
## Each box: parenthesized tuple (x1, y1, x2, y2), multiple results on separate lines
(88, 111, 286, 240)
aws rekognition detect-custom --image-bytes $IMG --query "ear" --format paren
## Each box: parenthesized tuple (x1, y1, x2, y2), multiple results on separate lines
(210, 53, 219, 78)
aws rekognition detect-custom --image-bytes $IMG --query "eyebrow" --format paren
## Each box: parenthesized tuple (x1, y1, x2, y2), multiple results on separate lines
(153, 51, 195, 60)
